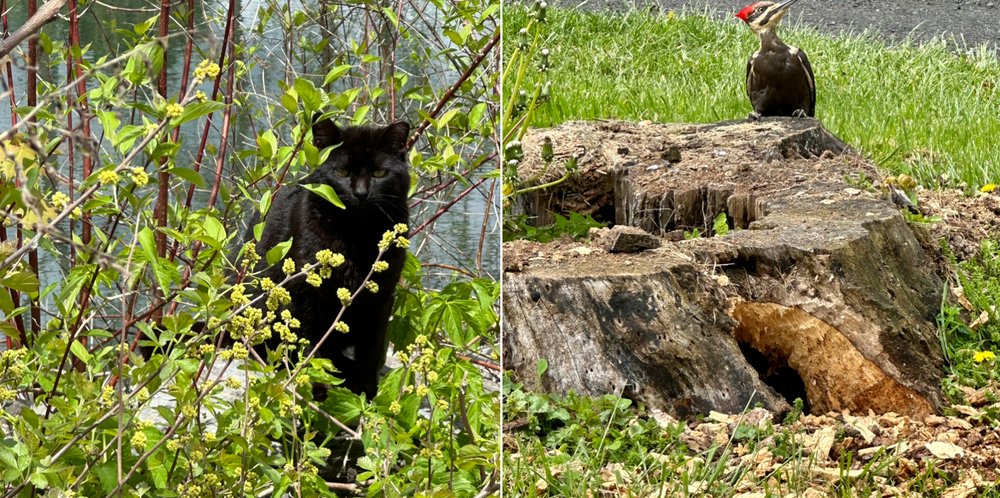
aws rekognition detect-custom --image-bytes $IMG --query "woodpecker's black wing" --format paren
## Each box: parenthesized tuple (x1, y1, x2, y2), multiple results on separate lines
(745, 52, 756, 101)
(793, 47, 816, 117)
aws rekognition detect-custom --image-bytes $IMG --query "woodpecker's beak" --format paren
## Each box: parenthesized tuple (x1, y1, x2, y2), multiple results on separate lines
(774, 0, 800, 13)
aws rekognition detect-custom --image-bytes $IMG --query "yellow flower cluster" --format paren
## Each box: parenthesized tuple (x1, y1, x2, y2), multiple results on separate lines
(51, 191, 70, 210)
(97, 169, 120, 186)
(372, 260, 389, 273)
(282, 258, 296, 276)
(274, 322, 296, 343)
(0, 387, 15, 402)
(241, 242, 260, 269)
(305, 272, 322, 287)
(378, 230, 394, 251)
(266, 286, 291, 311)
(337, 287, 351, 306)
(130, 431, 148, 449)
(130, 167, 148, 187)
(228, 306, 263, 342)
(419, 447, 444, 459)
(395, 236, 410, 249)
(333, 321, 350, 333)
(316, 249, 345, 267)
(230, 283, 250, 306)
(230, 342, 249, 360)
(99, 385, 115, 406)
(974, 350, 996, 363)
(136, 386, 150, 402)
(0, 349, 26, 378)
(195, 90, 207, 102)
(260, 277, 275, 291)
(194, 60, 221, 81)
(365, 281, 379, 293)
(165, 102, 184, 119)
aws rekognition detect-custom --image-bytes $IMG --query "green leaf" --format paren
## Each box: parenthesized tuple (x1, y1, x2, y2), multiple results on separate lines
(134, 16, 157, 35)
(324, 389, 364, 425)
(137, 227, 171, 294)
(169, 167, 206, 187)
(257, 129, 277, 160)
(173, 101, 225, 126)
(259, 190, 273, 218)
(201, 215, 226, 249)
(265, 238, 293, 266)
(322, 65, 353, 86)
(280, 91, 297, 114)
(352, 105, 371, 125)
(147, 141, 180, 162)
(2, 270, 39, 293)
(436, 108, 461, 130)
(293, 78, 322, 112)
(713, 212, 730, 236)
(28, 470, 48, 489)
(469, 102, 487, 127)
(537, 358, 548, 377)
(69, 340, 92, 363)
(380, 7, 399, 28)
(301, 183, 345, 209)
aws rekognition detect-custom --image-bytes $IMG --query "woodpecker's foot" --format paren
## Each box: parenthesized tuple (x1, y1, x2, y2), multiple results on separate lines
(747, 112, 761, 122)
(792, 109, 808, 118)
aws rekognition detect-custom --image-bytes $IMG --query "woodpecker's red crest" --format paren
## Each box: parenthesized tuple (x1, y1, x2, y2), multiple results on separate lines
(735, 2, 769, 22)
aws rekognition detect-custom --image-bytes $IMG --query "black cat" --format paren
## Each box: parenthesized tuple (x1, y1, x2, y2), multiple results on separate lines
(251, 119, 410, 398)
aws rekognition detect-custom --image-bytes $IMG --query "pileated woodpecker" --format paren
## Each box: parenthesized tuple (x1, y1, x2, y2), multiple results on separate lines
(736, 0, 815, 120)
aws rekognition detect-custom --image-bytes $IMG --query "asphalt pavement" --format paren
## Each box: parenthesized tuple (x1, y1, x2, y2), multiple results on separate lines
(545, 0, 1000, 51)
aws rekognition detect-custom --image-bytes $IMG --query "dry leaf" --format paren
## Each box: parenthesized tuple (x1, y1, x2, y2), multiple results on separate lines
(925, 441, 965, 460)
(952, 285, 974, 311)
(970, 310, 990, 329)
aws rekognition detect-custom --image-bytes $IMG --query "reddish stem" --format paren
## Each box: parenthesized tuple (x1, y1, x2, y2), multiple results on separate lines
(180, 0, 236, 212)
(406, 30, 499, 150)
(411, 177, 488, 237)
(68, 0, 92, 246)
(150, 0, 171, 323)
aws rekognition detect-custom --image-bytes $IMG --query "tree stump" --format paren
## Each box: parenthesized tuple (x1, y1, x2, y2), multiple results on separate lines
(504, 119, 945, 418)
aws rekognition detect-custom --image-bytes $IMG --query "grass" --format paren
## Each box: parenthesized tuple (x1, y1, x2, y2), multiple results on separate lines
(504, 4, 1000, 188)
(503, 372, 1000, 496)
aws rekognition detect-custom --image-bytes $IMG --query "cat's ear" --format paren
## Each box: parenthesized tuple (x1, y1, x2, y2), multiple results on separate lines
(382, 121, 410, 153)
(312, 115, 342, 148)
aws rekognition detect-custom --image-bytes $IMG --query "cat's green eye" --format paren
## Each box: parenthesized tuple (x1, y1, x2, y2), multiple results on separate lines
(336, 168, 350, 177)
(372, 169, 387, 178)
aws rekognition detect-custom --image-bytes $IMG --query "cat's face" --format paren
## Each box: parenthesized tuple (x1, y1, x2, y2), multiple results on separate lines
(310, 120, 411, 216)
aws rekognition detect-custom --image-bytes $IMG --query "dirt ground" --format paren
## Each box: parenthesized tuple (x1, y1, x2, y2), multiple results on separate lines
(547, 0, 1000, 51)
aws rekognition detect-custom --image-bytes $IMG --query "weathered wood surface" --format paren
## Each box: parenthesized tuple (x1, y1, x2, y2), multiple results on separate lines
(504, 118, 945, 418)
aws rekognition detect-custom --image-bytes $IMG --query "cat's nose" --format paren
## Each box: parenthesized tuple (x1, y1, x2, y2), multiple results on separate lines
(353, 185, 369, 200)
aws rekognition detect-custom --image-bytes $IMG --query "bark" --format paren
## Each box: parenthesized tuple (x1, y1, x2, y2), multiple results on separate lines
(0, 0, 64, 59)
